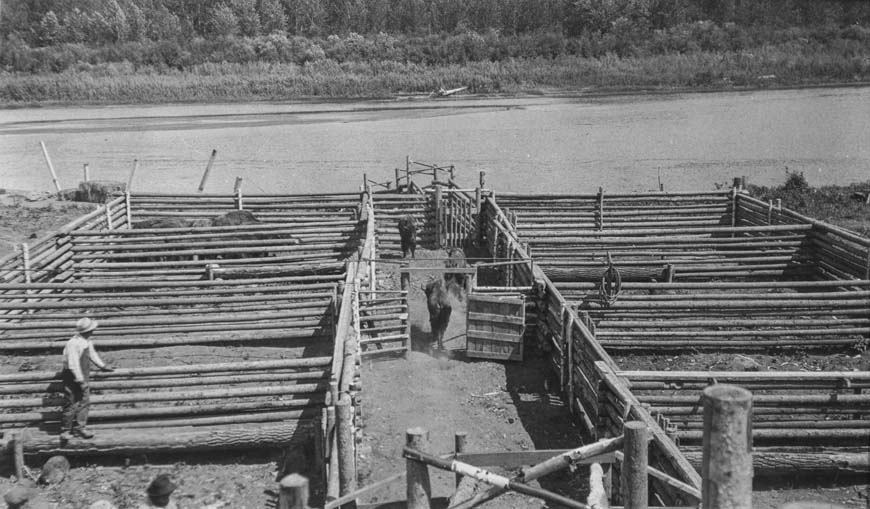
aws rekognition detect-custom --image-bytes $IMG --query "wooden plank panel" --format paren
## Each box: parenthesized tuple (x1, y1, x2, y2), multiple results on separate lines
(466, 293, 525, 361)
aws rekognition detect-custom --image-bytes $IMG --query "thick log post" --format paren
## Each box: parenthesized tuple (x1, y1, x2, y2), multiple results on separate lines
(279, 474, 310, 509)
(702, 384, 753, 509)
(198, 149, 217, 193)
(337, 393, 356, 497)
(588, 463, 608, 509)
(395, 167, 401, 189)
(454, 431, 467, 488)
(234, 177, 244, 210)
(622, 421, 648, 509)
(434, 184, 443, 248)
(12, 432, 25, 481)
(406, 427, 431, 509)
(124, 192, 132, 229)
(104, 202, 114, 230)
(40, 141, 61, 192)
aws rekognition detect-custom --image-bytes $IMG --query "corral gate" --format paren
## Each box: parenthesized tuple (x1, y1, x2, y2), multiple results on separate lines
(465, 293, 525, 361)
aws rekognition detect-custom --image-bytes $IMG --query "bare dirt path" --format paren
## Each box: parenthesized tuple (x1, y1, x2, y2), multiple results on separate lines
(355, 251, 587, 508)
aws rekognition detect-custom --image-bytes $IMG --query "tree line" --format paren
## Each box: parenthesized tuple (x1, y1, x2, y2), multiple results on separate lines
(3, 0, 869, 46)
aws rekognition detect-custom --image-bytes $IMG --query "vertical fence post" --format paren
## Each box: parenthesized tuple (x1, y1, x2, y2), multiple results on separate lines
(406, 428, 431, 509)
(234, 177, 244, 210)
(125, 191, 132, 229)
(337, 393, 356, 498)
(562, 308, 574, 413)
(702, 384, 753, 509)
(400, 271, 412, 357)
(40, 141, 61, 192)
(12, 432, 25, 481)
(20, 243, 31, 285)
(479, 170, 486, 189)
(731, 185, 738, 231)
(395, 167, 401, 190)
(279, 474, 310, 509)
(597, 187, 605, 231)
(83, 163, 89, 182)
(198, 149, 217, 193)
(434, 184, 443, 249)
(127, 159, 138, 192)
(454, 431, 468, 489)
(104, 203, 113, 230)
(622, 421, 648, 509)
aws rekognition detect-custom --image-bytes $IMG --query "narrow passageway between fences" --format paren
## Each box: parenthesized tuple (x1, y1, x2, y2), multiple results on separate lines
(0, 162, 868, 508)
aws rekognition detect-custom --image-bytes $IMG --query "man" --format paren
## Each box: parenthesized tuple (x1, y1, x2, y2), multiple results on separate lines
(138, 474, 178, 509)
(61, 317, 114, 441)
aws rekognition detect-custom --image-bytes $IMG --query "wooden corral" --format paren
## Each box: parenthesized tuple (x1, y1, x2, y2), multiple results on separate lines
(474, 186, 869, 506)
(0, 191, 373, 506)
(2, 164, 868, 508)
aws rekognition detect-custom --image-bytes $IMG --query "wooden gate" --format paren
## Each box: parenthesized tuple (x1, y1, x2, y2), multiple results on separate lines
(466, 293, 526, 361)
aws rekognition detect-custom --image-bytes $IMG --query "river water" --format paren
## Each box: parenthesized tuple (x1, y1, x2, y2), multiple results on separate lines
(1, 87, 868, 194)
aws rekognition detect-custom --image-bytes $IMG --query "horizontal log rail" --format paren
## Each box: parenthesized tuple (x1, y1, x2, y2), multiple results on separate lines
(0, 399, 326, 426)
(8, 421, 319, 456)
(0, 330, 329, 350)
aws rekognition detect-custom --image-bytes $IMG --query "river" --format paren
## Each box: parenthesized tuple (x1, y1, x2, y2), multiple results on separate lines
(1, 87, 868, 194)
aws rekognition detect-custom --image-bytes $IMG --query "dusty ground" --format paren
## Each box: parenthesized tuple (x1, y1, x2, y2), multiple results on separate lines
(0, 190, 96, 257)
(1, 193, 869, 508)
(355, 251, 587, 508)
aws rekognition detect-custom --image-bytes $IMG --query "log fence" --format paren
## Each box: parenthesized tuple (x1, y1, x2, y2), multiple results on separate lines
(478, 193, 702, 506)
(4, 166, 870, 504)
(619, 370, 870, 446)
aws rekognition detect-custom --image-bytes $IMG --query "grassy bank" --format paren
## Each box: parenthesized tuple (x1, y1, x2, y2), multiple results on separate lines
(2, 47, 870, 105)
(749, 172, 870, 236)
(2, 24, 870, 105)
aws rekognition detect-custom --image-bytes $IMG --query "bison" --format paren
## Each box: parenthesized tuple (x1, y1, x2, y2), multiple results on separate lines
(210, 210, 260, 227)
(423, 278, 454, 351)
(397, 215, 417, 258)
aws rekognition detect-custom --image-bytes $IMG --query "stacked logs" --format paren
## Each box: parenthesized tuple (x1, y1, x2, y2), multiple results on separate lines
(619, 370, 870, 446)
(573, 280, 870, 350)
(496, 192, 816, 282)
(0, 278, 338, 350)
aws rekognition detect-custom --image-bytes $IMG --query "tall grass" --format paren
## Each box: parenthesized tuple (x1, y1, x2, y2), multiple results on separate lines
(1, 43, 869, 105)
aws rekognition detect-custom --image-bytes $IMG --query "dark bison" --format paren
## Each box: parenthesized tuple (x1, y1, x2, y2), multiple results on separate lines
(397, 215, 417, 258)
(423, 279, 453, 351)
(210, 210, 260, 227)
(131, 217, 192, 229)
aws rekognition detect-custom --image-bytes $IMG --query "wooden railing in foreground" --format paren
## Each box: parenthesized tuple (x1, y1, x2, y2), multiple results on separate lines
(479, 195, 702, 506)
(291, 383, 752, 509)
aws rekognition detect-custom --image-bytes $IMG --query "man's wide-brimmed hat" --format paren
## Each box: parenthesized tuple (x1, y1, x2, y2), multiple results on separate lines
(76, 317, 98, 334)
(147, 474, 177, 498)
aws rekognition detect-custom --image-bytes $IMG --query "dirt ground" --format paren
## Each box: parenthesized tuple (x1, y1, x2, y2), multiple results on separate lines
(1, 193, 868, 508)
(355, 251, 588, 508)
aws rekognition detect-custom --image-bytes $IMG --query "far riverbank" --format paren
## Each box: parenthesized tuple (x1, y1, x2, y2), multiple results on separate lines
(3, 46, 870, 106)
